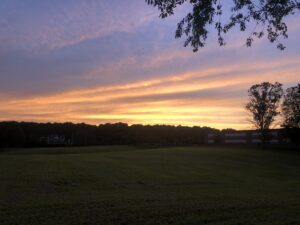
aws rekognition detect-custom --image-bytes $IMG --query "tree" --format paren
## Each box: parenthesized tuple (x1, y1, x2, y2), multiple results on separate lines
(282, 83, 300, 145)
(0, 122, 25, 148)
(146, 0, 300, 51)
(282, 83, 300, 128)
(245, 82, 283, 143)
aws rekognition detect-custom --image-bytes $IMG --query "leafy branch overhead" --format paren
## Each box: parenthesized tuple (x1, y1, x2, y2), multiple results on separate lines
(146, 0, 300, 51)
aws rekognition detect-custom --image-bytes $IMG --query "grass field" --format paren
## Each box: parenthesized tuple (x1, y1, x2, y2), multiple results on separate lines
(0, 146, 300, 225)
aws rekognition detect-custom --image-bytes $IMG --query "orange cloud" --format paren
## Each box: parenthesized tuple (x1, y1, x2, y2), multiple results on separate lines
(1, 54, 299, 130)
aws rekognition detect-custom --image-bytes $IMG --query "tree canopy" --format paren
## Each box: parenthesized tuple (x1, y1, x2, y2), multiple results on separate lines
(0, 122, 218, 148)
(146, 0, 300, 51)
(245, 82, 283, 131)
(282, 83, 300, 128)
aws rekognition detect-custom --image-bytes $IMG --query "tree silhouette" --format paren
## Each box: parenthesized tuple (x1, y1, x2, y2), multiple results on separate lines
(146, 0, 300, 51)
(282, 83, 300, 128)
(0, 121, 218, 148)
(246, 82, 283, 144)
(282, 84, 300, 145)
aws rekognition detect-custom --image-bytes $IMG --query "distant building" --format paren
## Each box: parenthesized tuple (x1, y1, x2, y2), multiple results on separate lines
(207, 129, 290, 145)
(224, 132, 247, 144)
(207, 134, 215, 144)
(39, 134, 73, 146)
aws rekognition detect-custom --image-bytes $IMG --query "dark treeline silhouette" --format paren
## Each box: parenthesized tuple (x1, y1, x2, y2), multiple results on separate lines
(0, 121, 218, 148)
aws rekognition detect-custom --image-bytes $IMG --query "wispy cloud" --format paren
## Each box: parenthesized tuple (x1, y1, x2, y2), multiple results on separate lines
(1, 54, 299, 129)
(0, 0, 156, 51)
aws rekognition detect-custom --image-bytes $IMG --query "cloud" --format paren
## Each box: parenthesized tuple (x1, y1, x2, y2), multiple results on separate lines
(0, 1, 299, 129)
(1, 53, 299, 129)
(0, 0, 156, 51)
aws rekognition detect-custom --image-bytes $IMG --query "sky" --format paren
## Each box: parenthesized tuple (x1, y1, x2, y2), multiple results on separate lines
(0, 0, 299, 130)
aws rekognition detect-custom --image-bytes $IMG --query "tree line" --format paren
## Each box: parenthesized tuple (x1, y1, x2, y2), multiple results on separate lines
(0, 122, 218, 148)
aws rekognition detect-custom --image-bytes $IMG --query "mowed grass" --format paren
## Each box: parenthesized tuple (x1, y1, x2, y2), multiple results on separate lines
(0, 146, 300, 225)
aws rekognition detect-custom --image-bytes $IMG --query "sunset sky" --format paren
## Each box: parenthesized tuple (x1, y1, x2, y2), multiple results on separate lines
(0, 0, 299, 130)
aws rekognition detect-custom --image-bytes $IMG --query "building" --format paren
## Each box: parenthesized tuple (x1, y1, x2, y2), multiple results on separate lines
(207, 129, 290, 145)
(39, 134, 73, 146)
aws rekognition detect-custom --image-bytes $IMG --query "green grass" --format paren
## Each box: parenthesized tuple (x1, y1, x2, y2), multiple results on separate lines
(0, 146, 299, 225)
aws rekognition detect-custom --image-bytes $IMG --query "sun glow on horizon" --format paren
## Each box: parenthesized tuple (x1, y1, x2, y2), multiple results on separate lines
(1, 55, 299, 130)
(0, 1, 299, 130)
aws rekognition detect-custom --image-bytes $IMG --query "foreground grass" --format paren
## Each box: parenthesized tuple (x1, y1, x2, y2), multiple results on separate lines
(0, 146, 299, 225)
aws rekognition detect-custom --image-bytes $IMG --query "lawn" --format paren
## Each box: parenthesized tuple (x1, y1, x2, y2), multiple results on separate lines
(0, 146, 299, 225)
